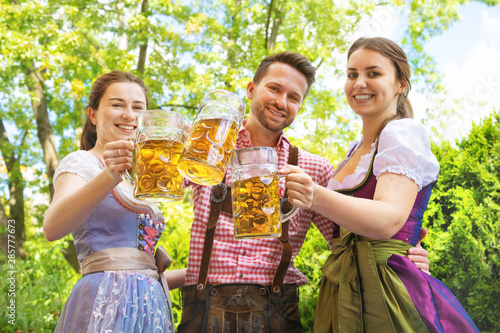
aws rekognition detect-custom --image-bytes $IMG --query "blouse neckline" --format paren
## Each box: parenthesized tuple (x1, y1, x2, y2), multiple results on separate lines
(331, 139, 378, 190)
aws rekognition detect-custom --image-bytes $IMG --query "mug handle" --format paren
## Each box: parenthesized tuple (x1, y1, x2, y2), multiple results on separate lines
(278, 173, 299, 222)
(120, 138, 136, 186)
(280, 197, 298, 222)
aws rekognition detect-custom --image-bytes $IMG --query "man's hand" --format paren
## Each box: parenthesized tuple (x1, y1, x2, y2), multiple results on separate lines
(408, 227, 431, 275)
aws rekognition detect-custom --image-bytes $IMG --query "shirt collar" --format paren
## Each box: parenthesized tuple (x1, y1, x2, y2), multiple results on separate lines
(238, 120, 291, 151)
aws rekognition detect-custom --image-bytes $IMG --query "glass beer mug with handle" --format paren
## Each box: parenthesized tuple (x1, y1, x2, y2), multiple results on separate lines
(230, 147, 298, 239)
(177, 89, 245, 186)
(121, 110, 185, 202)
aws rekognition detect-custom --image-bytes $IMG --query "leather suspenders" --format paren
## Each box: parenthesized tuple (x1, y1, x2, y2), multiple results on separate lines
(196, 145, 300, 294)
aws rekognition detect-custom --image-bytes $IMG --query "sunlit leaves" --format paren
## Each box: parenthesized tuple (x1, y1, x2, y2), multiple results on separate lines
(425, 111, 500, 330)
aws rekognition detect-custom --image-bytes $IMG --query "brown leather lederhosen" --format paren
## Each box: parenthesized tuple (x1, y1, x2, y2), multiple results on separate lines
(178, 146, 302, 333)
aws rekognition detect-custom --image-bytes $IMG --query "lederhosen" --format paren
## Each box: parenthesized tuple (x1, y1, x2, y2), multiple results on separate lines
(178, 146, 302, 333)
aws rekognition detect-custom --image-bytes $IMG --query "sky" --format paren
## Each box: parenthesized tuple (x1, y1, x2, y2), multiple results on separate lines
(338, 2, 500, 142)
(421, 2, 500, 140)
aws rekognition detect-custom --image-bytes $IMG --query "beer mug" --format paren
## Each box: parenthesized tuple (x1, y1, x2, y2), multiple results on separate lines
(230, 147, 297, 239)
(121, 110, 184, 202)
(177, 89, 245, 186)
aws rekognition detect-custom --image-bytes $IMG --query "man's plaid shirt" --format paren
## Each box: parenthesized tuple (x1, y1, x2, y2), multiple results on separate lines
(184, 123, 336, 286)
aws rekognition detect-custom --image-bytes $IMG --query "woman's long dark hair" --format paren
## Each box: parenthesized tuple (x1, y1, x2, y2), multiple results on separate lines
(347, 37, 413, 139)
(80, 71, 148, 150)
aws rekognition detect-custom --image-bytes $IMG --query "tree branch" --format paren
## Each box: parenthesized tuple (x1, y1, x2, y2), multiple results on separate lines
(264, 0, 274, 50)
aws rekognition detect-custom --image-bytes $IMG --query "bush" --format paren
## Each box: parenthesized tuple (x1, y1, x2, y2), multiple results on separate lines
(295, 224, 330, 331)
(424, 111, 500, 332)
(0, 233, 79, 332)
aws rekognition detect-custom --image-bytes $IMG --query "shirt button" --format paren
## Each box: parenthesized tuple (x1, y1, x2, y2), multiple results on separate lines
(239, 274, 243, 278)
(242, 251, 246, 255)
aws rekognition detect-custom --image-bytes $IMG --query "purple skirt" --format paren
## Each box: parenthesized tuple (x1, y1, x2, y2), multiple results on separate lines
(313, 234, 479, 333)
(389, 255, 479, 333)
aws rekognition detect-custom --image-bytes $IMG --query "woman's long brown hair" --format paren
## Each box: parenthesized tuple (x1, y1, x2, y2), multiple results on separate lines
(80, 71, 148, 150)
(347, 37, 413, 139)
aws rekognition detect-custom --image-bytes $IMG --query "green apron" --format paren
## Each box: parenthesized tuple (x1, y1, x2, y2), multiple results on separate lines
(313, 228, 430, 333)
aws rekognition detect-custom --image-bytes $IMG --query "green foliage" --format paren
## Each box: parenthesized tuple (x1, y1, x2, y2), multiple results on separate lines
(0, 215, 79, 332)
(157, 191, 194, 324)
(295, 224, 330, 331)
(424, 111, 500, 332)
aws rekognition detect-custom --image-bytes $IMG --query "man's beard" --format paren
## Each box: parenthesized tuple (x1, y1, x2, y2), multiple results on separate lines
(251, 103, 293, 132)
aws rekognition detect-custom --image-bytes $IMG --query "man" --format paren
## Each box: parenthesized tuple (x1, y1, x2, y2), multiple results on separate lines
(178, 52, 429, 332)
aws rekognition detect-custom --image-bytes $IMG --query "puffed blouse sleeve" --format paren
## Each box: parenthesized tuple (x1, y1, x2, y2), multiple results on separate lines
(53, 151, 102, 183)
(373, 118, 439, 190)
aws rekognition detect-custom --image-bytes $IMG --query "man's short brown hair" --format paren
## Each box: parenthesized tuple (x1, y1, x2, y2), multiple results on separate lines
(253, 51, 316, 98)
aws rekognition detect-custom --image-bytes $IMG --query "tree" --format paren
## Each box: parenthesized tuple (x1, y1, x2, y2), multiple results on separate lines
(0, 0, 105, 269)
(0, 0, 194, 269)
(424, 111, 500, 331)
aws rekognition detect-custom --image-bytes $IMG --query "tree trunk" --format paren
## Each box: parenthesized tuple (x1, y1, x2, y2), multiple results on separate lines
(137, 43, 149, 74)
(264, 0, 282, 51)
(0, 203, 10, 260)
(117, 1, 129, 50)
(264, 0, 274, 50)
(26, 68, 58, 198)
(267, 17, 282, 51)
(26, 67, 80, 273)
(0, 119, 27, 260)
(137, 0, 149, 74)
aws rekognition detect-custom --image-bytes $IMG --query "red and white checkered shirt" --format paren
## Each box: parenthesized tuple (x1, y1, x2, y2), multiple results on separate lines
(184, 122, 336, 286)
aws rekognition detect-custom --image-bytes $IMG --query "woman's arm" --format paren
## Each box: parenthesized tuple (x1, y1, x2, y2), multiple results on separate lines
(43, 140, 134, 241)
(43, 171, 119, 241)
(285, 166, 418, 239)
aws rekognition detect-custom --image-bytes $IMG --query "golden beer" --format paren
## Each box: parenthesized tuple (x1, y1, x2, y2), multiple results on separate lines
(177, 117, 239, 186)
(232, 174, 281, 239)
(132, 139, 183, 201)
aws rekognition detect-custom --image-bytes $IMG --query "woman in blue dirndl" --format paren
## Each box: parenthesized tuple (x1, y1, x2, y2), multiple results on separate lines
(44, 71, 185, 333)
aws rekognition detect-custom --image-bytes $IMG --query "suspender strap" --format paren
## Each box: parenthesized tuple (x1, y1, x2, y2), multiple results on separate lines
(196, 145, 299, 294)
(272, 145, 298, 293)
(196, 177, 228, 293)
(221, 187, 233, 213)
